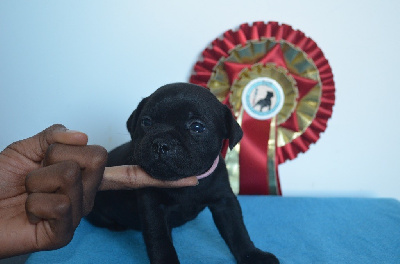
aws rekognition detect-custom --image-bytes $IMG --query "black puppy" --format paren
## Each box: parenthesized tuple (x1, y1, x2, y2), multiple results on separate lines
(87, 83, 279, 264)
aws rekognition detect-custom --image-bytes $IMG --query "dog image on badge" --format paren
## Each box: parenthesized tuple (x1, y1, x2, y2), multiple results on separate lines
(254, 90, 274, 111)
(86, 83, 279, 264)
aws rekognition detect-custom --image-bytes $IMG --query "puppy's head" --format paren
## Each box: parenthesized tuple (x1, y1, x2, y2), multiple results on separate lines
(126, 83, 242, 181)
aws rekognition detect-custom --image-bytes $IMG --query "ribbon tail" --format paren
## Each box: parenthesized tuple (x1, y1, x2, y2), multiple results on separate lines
(267, 117, 281, 195)
(239, 110, 271, 194)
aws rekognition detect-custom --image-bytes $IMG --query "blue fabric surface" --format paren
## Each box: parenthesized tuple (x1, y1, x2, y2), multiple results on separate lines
(26, 197, 400, 264)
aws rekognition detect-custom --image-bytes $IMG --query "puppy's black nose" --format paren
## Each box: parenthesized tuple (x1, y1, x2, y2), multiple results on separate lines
(152, 140, 170, 155)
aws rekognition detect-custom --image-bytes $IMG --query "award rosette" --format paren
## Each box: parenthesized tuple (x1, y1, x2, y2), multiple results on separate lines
(190, 21, 335, 195)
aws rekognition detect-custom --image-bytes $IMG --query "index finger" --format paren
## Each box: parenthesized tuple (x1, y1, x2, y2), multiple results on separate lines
(100, 165, 199, 190)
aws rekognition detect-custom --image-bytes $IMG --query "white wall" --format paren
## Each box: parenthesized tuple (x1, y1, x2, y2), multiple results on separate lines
(1, 0, 399, 200)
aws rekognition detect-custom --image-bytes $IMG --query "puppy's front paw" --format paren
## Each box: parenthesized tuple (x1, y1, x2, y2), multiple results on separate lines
(151, 251, 180, 264)
(239, 249, 279, 264)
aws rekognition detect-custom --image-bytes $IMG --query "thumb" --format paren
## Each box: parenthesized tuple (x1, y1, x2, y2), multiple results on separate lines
(8, 124, 88, 163)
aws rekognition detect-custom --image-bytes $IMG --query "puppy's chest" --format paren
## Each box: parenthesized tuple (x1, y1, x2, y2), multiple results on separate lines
(161, 189, 207, 209)
(163, 201, 206, 216)
(159, 190, 208, 223)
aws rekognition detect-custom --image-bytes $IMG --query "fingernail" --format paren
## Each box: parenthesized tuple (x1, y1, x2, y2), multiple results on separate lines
(65, 129, 83, 134)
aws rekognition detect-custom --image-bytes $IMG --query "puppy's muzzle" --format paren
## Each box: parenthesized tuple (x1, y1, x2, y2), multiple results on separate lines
(152, 139, 170, 155)
(151, 138, 179, 160)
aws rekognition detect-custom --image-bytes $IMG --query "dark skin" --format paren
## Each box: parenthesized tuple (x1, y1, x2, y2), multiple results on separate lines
(0, 124, 197, 259)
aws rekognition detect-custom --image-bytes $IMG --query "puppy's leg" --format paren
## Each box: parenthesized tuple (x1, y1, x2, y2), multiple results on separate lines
(209, 194, 279, 264)
(137, 189, 179, 264)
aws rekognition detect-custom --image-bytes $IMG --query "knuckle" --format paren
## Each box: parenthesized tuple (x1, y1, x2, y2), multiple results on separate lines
(87, 145, 108, 168)
(48, 124, 66, 131)
(42, 124, 66, 142)
(59, 160, 81, 185)
(53, 195, 72, 216)
(38, 125, 62, 155)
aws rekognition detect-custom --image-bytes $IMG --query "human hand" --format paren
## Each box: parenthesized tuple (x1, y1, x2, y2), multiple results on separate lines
(0, 124, 198, 259)
(0, 124, 107, 258)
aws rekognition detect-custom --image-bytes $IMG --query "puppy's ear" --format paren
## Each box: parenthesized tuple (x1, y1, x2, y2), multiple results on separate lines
(126, 97, 148, 133)
(224, 106, 243, 149)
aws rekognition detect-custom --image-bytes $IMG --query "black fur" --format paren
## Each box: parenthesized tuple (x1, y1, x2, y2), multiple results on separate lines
(87, 83, 279, 264)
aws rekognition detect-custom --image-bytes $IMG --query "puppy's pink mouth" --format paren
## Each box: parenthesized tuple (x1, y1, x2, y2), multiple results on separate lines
(195, 156, 219, 180)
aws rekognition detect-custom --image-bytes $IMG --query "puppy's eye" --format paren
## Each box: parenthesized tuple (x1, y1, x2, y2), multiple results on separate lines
(189, 121, 206, 133)
(141, 117, 152, 127)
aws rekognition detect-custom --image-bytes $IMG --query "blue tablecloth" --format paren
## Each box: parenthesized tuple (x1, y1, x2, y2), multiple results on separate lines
(26, 197, 400, 264)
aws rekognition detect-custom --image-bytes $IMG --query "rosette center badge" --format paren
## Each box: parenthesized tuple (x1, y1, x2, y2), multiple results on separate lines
(242, 77, 284, 120)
